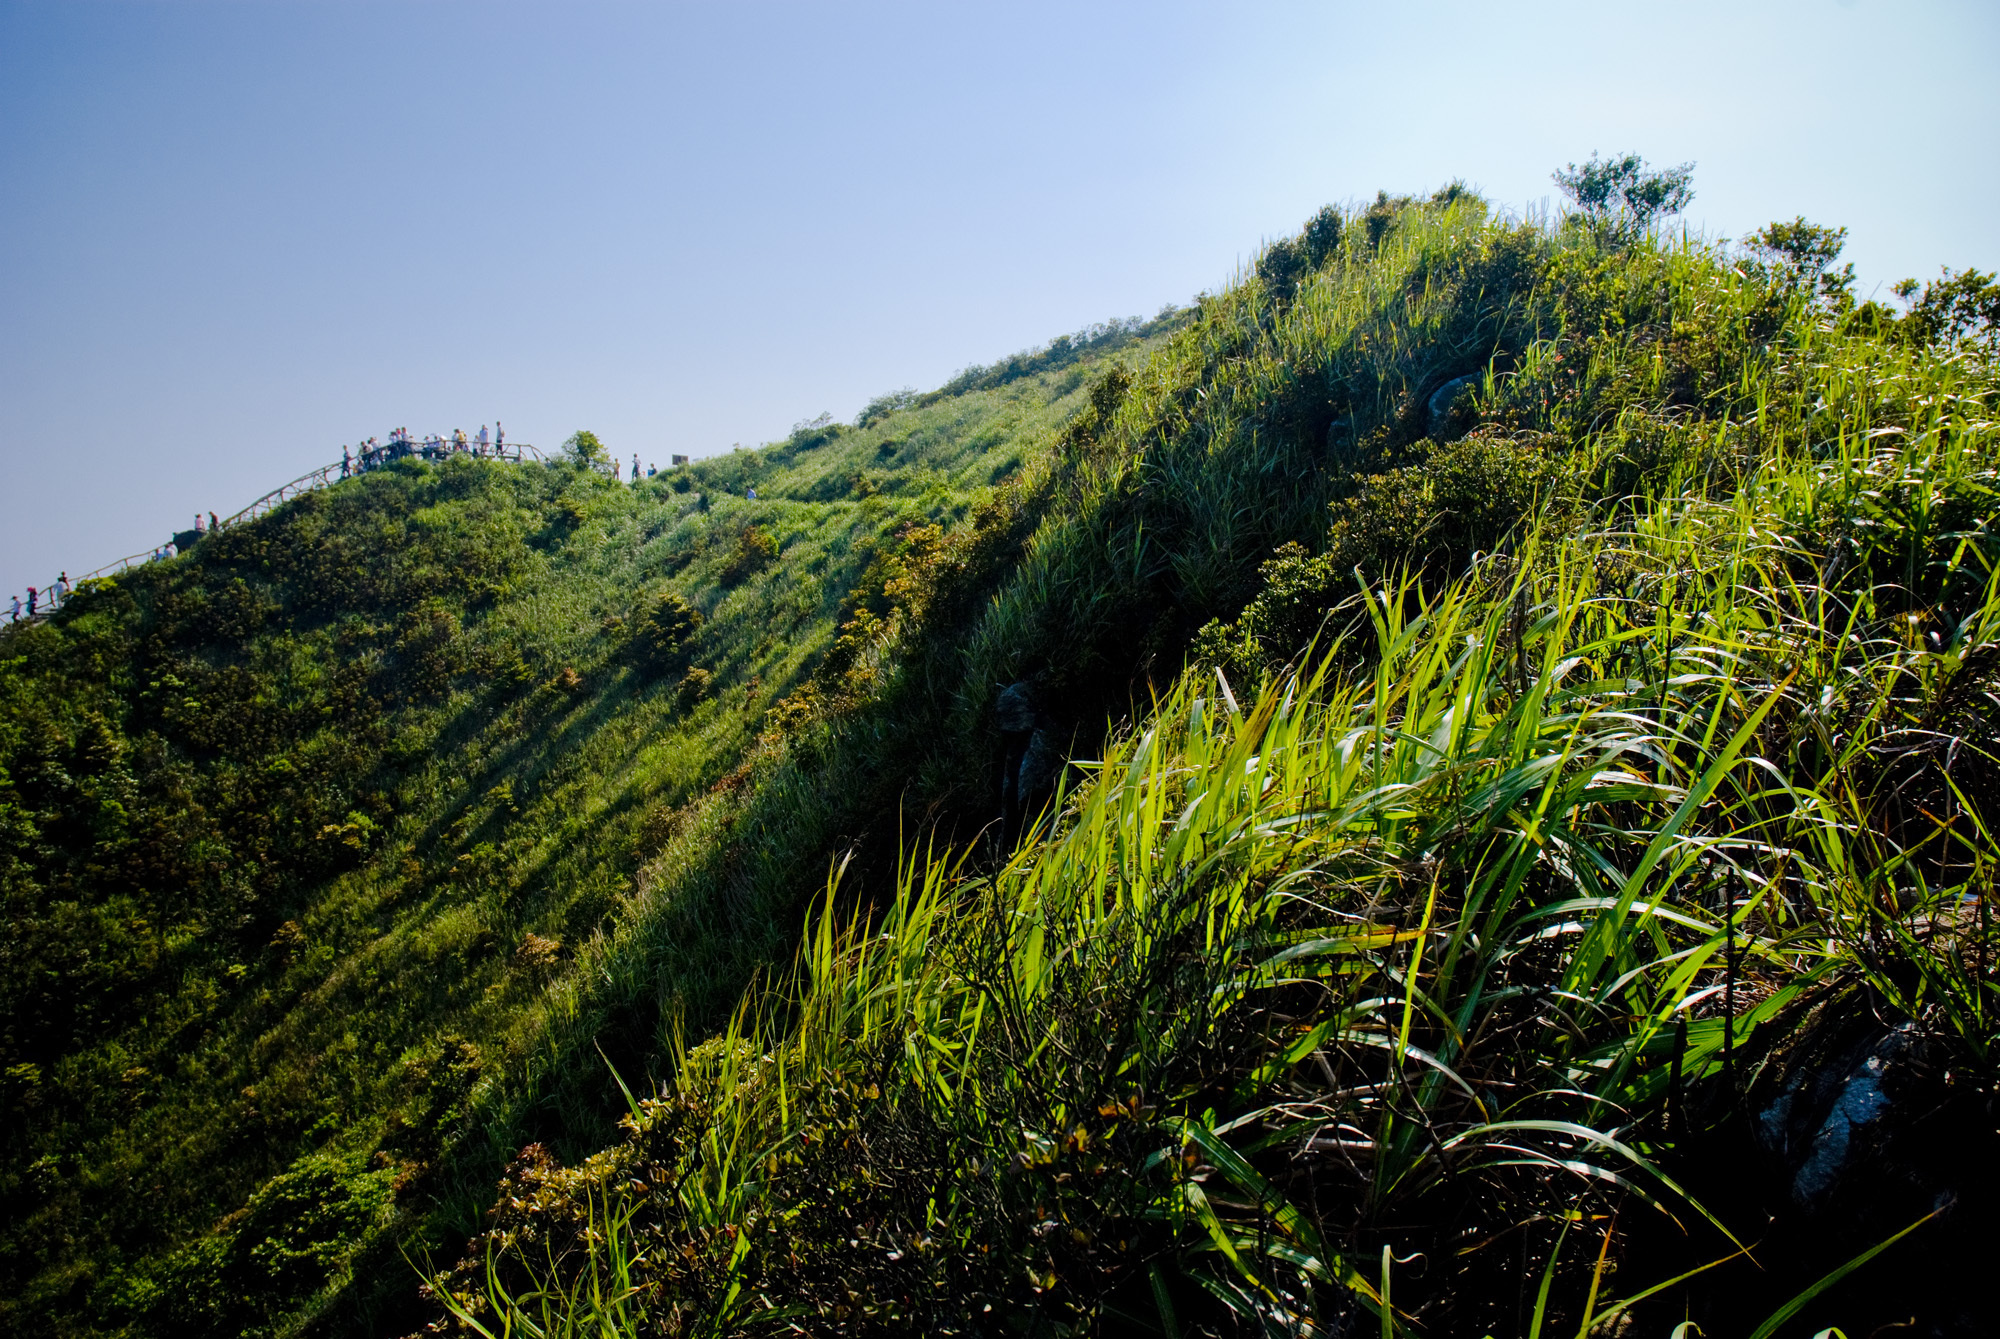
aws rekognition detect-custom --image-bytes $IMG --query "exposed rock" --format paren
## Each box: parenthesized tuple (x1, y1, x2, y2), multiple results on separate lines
(1728, 1004, 2000, 1336)
(994, 680, 1039, 734)
(1016, 728, 1064, 803)
(995, 680, 1068, 842)
(1425, 374, 1480, 440)
(1758, 1021, 1916, 1208)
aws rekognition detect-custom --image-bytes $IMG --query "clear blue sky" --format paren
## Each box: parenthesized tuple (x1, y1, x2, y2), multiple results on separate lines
(3, 0, 1995, 599)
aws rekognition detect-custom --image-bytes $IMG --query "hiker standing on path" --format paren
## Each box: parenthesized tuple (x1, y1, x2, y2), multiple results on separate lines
(632, 453, 641, 483)
(26, 588, 37, 617)
(342, 446, 352, 478)
(194, 513, 204, 535)
(57, 572, 70, 601)
(9, 594, 19, 622)
(209, 513, 219, 534)
(478, 425, 490, 454)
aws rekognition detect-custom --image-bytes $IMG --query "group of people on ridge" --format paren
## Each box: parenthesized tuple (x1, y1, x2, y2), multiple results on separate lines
(10, 572, 70, 623)
(614, 453, 667, 483)
(341, 422, 505, 478)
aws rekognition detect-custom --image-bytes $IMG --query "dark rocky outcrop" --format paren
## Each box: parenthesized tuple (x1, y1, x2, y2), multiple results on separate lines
(1425, 373, 1480, 440)
(1674, 999, 2000, 1338)
(995, 680, 1070, 845)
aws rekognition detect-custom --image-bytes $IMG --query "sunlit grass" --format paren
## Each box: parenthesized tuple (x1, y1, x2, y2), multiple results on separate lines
(432, 197, 1999, 1335)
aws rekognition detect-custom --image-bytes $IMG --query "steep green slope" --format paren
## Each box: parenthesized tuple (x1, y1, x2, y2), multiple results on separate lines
(0, 315, 1180, 1337)
(7, 177, 1999, 1339)
(414, 190, 2000, 1337)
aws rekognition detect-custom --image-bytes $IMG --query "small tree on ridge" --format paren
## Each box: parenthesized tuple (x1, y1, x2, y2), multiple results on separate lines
(562, 430, 607, 467)
(1553, 152, 1694, 243)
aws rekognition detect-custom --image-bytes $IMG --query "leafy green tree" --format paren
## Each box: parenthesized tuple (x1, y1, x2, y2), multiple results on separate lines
(1742, 216, 1856, 310)
(856, 389, 917, 429)
(1894, 267, 2000, 349)
(1256, 204, 1346, 303)
(562, 429, 608, 466)
(1552, 151, 1693, 243)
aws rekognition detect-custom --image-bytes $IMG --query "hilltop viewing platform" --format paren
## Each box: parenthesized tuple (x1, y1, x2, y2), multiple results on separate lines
(5, 429, 556, 626)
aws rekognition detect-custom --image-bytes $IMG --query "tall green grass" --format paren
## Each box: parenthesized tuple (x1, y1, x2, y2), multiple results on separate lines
(427, 206, 2000, 1335)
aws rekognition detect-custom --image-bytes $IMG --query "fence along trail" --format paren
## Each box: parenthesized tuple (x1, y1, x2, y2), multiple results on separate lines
(8, 439, 549, 624)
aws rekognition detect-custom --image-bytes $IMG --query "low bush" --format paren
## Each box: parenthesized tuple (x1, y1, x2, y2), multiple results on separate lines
(634, 590, 703, 668)
(718, 526, 778, 585)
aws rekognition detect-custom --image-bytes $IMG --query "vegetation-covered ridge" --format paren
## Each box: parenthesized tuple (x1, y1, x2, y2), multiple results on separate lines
(0, 310, 1185, 1337)
(3, 166, 1998, 1338)
(419, 180, 2000, 1337)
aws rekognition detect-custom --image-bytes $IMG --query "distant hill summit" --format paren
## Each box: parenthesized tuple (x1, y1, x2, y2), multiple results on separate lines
(4, 170, 1999, 1338)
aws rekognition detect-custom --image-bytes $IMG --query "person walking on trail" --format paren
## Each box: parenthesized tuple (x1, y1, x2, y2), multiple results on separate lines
(632, 453, 641, 483)
(194, 513, 204, 535)
(208, 512, 219, 533)
(342, 446, 352, 479)
(495, 420, 505, 452)
(9, 594, 20, 623)
(478, 425, 490, 454)
(26, 588, 37, 617)
(57, 572, 70, 600)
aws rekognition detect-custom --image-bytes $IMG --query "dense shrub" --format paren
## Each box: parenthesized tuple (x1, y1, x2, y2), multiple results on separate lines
(718, 525, 778, 585)
(634, 590, 703, 668)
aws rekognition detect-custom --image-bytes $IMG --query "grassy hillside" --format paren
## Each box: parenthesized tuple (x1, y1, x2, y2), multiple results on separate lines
(413, 189, 2000, 1338)
(0, 312, 1181, 1337)
(6, 177, 1999, 1339)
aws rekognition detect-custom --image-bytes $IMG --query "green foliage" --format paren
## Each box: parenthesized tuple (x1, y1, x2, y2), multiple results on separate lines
(561, 430, 608, 466)
(856, 388, 918, 429)
(420, 183, 2000, 1338)
(1255, 204, 1343, 302)
(449, 378, 2000, 1338)
(152, 1149, 397, 1334)
(717, 524, 779, 586)
(1195, 432, 1578, 675)
(633, 590, 703, 668)
(1741, 216, 1856, 309)
(674, 665, 714, 709)
(0, 331, 1155, 1335)
(1896, 266, 2000, 349)
(12, 173, 2000, 1339)
(931, 309, 1186, 400)
(1554, 150, 1695, 242)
